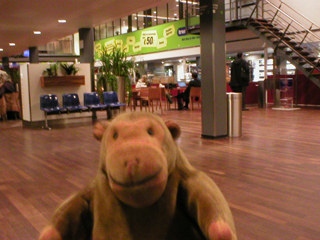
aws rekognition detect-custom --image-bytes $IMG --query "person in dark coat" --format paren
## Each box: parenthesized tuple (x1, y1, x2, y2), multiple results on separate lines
(177, 72, 201, 110)
(0, 70, 15, 99)
(229, 52, 250, 111)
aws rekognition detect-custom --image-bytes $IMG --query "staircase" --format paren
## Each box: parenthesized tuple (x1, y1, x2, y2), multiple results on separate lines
(185, 0, 320, 87)
(245, 0, 320, 87)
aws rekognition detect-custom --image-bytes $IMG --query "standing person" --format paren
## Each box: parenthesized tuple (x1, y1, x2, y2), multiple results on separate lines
(135, 70, 141, 80)
(176, 72, 201, 110)
(0, 70, 15, 99)
(229, 52, 250, 111)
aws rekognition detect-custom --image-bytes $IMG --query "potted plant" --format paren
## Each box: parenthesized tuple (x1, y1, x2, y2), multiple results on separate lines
(98, 47, 117, 92)
(42, 62, 59, 77)
(60, 62, 79, 76)
(40, 62, 84, 87)
(98, 46, 134, 104)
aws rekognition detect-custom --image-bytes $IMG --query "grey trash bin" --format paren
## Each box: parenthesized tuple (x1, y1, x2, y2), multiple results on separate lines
(227, 92, 242, 137)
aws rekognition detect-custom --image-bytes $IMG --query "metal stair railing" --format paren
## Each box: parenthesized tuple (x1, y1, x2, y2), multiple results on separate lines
(184, 0, 258, 28)
(184, 0, 320, 71)
(267, 1, 320, 63)
(247, 10, 318, 72)
(225, 0, 257, 22)
(248, 0, 320, 75)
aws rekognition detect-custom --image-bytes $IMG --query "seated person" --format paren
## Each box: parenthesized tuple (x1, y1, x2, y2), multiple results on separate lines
(176, 72, 201, 110)
(135, 75, 148, 88)
(0, 70, 15, 99)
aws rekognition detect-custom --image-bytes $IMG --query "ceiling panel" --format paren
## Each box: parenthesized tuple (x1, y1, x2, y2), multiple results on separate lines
(0, 0, 170, 59)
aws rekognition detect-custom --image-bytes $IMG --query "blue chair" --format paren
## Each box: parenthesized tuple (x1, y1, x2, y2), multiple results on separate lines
(103, 91, 126, 119)
(84, 92, 108, 110)
(62, 93, 88, 112)
(40, 94, 66, 130)
(103, 91, 126, 107)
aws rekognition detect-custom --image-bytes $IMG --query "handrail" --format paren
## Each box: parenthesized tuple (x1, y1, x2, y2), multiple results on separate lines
(253, 20, 316, 68)
(265, 0, 320, 42)
(186, 0, 320, 45)
(279, 0, 320, 31)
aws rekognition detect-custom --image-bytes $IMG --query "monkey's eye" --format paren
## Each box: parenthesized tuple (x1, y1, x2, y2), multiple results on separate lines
(147, 128, 154, 136)
(113, 131, 118, 140)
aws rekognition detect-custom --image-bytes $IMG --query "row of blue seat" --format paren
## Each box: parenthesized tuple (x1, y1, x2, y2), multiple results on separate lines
(40, 92, 125, 129)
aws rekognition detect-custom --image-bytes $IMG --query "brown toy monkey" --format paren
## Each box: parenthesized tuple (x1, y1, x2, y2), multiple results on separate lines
(39, 112, 237, 240)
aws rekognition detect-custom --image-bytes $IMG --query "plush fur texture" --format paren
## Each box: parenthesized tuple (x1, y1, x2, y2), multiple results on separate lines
(39, 112, 237, 240)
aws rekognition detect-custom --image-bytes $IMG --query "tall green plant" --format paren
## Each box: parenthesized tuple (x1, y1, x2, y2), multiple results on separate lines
(112, 47, 134, 77)
(99, 46, 116, 91)
(111, 47, 135, 102)
(98, 46, 134, 102)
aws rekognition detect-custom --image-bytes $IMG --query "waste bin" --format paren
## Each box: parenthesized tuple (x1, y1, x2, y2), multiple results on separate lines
(227, 92, 242, 137)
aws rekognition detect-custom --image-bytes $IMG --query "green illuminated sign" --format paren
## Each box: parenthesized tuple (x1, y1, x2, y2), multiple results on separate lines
(94, 17, 200, 60)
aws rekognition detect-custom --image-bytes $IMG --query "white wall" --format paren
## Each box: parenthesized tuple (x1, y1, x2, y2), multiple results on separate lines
(283, 0, 320, 27)
(177, 62, 185, 82)
(20, 64, 31, 121)
(21, 63, 92, 123)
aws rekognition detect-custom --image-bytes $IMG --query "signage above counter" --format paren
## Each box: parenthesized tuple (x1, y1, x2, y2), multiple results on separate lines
(94, 17, 200, 60)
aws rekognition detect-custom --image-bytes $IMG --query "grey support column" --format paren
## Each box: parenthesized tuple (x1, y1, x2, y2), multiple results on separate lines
(79, 28, 95, 91)
(1, 57, 10, 73)
(29, 47, 39, 63)
(200, 0, 227, 138)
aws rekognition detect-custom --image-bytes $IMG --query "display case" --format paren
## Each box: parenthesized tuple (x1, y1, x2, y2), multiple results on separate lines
(258, 59, 273, 80)
(258, 59, 296, 80)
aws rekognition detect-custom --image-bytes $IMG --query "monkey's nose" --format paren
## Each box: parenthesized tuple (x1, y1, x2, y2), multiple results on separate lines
(124, 158, 140, 167)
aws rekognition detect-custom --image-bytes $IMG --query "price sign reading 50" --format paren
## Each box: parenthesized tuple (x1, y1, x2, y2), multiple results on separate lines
(144, 36, 154, 45)
(141, 30, 158, 47)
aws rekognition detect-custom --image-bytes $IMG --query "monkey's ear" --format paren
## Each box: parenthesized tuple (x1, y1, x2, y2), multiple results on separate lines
(93, 121, 110, 141)
(165, 120, 181, 140)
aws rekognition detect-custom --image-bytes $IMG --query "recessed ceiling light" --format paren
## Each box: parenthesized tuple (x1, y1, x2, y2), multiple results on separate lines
(9, 43, 15, 46)
(0, 48, 3, 51)
(58, 19, 66, 23)
(33, 31, 41, 34)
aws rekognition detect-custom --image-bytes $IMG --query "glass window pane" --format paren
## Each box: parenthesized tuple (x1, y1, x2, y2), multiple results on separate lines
(133, 13, 138, 31)
(168, 2, 179, 22)
(144, 9, 152, 28)
(186, 0, 200, 17)
(121, 18, 128, 34)
(100, 24, 107, 39)
(114, 20, 121, 36)
(137, 11, 145, 30)
(157, 4, 168, 24)
(94, 26, 100, 41)
(106, 22, 113, 38)
(151, 7, 157, 26)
